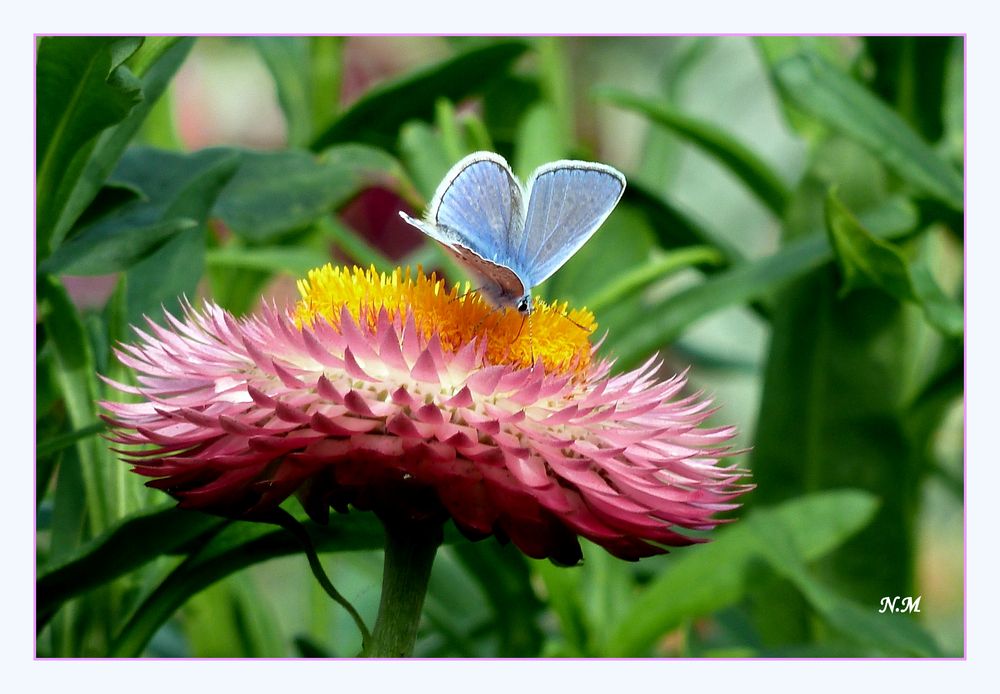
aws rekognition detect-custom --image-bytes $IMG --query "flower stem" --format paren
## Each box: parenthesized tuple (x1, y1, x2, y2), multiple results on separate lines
(364, 518, 442, 657)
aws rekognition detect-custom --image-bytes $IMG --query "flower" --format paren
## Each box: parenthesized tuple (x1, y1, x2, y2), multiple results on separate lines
(103, 265, 750, 564)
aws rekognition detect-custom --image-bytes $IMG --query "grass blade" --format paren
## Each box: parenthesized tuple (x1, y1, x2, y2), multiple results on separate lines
(596, 87, 792, 215)
(773, 51, 963, 210)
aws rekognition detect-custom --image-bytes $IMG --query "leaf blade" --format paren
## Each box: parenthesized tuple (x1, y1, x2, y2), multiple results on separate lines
(608, 197, 918, 369)
(39, 218, 196, 276)
(37, 505, 227, 626)
(773, 52, 963, 210)
(825, 188, 963, 337)
(37, 37, 144, 256)
(124, 151, 241, 325)
(605, 490, 879, 656)
(109, 513, 462, 657)
(311, 41, 528, 152)
(214, 145, 401, 243)
(595, 87, 792, 215)
(52, 38, 195, 248)
(252, 37, 313, 147)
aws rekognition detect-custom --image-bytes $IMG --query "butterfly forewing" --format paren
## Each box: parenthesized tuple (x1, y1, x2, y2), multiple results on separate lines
(430, 153, 526, 269)
(519, 163, 626, 287)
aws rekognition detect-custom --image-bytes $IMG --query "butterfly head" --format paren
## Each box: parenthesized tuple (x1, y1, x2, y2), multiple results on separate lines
(516, 294, 533, 315)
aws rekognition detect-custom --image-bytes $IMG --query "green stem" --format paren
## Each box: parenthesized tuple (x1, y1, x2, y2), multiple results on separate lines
(364, 518, 442, 657)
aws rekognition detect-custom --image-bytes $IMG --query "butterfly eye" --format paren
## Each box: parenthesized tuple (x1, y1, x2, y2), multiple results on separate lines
(517, 297, 531, 314)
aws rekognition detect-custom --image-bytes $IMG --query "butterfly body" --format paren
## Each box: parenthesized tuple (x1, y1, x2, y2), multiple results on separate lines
(400, 152, 625, 315)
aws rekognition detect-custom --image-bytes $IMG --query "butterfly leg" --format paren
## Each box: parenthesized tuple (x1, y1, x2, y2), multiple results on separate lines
(528, 313, 536, 371)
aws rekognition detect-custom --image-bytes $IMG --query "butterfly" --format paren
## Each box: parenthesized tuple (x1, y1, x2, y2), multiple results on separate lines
(399, 151, 626, 315)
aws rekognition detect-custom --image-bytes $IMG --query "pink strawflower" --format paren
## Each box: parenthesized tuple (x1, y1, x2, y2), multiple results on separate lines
(103, 265, 750, 564)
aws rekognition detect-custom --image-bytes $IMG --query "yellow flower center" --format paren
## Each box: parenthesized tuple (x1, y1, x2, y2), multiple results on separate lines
(294, 265, 596, 376)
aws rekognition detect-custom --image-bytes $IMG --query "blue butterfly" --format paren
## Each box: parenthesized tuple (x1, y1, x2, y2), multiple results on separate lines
(399, 151, 626, 315)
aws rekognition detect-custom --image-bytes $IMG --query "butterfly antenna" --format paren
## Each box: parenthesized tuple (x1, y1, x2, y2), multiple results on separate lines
(556, 310, 595, 334)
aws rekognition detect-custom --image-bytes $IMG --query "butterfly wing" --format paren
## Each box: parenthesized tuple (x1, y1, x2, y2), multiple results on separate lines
(517, 161, 626, 287)
(399, 152, 530, 306)
(443, 243, 526, 307)
(413, 152, 526, 263)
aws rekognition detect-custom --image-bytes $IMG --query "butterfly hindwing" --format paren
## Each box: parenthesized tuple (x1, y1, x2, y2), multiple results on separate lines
(446, 243, 526, 306)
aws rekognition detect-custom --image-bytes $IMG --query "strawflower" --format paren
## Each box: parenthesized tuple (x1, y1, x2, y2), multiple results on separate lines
(102, 264, 751, 654)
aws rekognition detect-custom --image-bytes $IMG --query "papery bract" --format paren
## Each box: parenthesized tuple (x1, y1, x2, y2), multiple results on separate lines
(103, 266, 751, 564)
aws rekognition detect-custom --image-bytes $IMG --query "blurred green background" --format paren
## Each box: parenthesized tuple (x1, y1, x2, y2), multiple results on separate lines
(36, 36, 963, 657)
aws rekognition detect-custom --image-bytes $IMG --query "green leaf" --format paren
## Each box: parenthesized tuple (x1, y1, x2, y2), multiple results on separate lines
(311, 41, 528, 152)
(482, 75, 542, 147)
(595, 87, 792, 216)
(214, 145, 402, 243)
(39, 218, 196, 276)
(864, 37, 954, 144)
(536, 37, 573, 142)
(434, 98, 466, 162)
(751, 514, 942, 656)
(826, 188, 914, 297)
(825, 188, 963, 336)
(125, 37, 186, 78)
(609, 197, 918, 370)
(584, 246, 724, 314)
(461, 112, 494, 152)
(400, 120, 454, 200)
(450, 542, 545, 657)
(309, 37, 344, 133)
(420, 550, 495, 657)
(294, 634, 333, 658)
(37, 37, 144, 257)
(36, 422, 107, 460)
(624, 181, 746, 266)
(941, 38, 965, 165)
(37, 276, 109, 534)
(541, 203, 656, 307)
(52, 38, 195, 249)
(37, 505, 227, 627)
(578, 543, 636, 656)
(71, 182, 146, 232)
(909, 261, 965, 337)
(756, 36, 856, 73)
(252, 37, 312, 147)
(513, 102, 566, 181)
(533, 559, 590, 656)
(125, 151, 241, 325)
(314, 216, 393, 271)
(205, 245, 333, 277)
(138, 87, 183, 150)
(773, 52, 963, 210)
(750, 181, 942, 635)
(105, 144, 399, 248)
(186, 574, 288, 657)
(605, 490, 879, 656)
(48, 447, 88, 568)
(109, 511, 462, 657)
